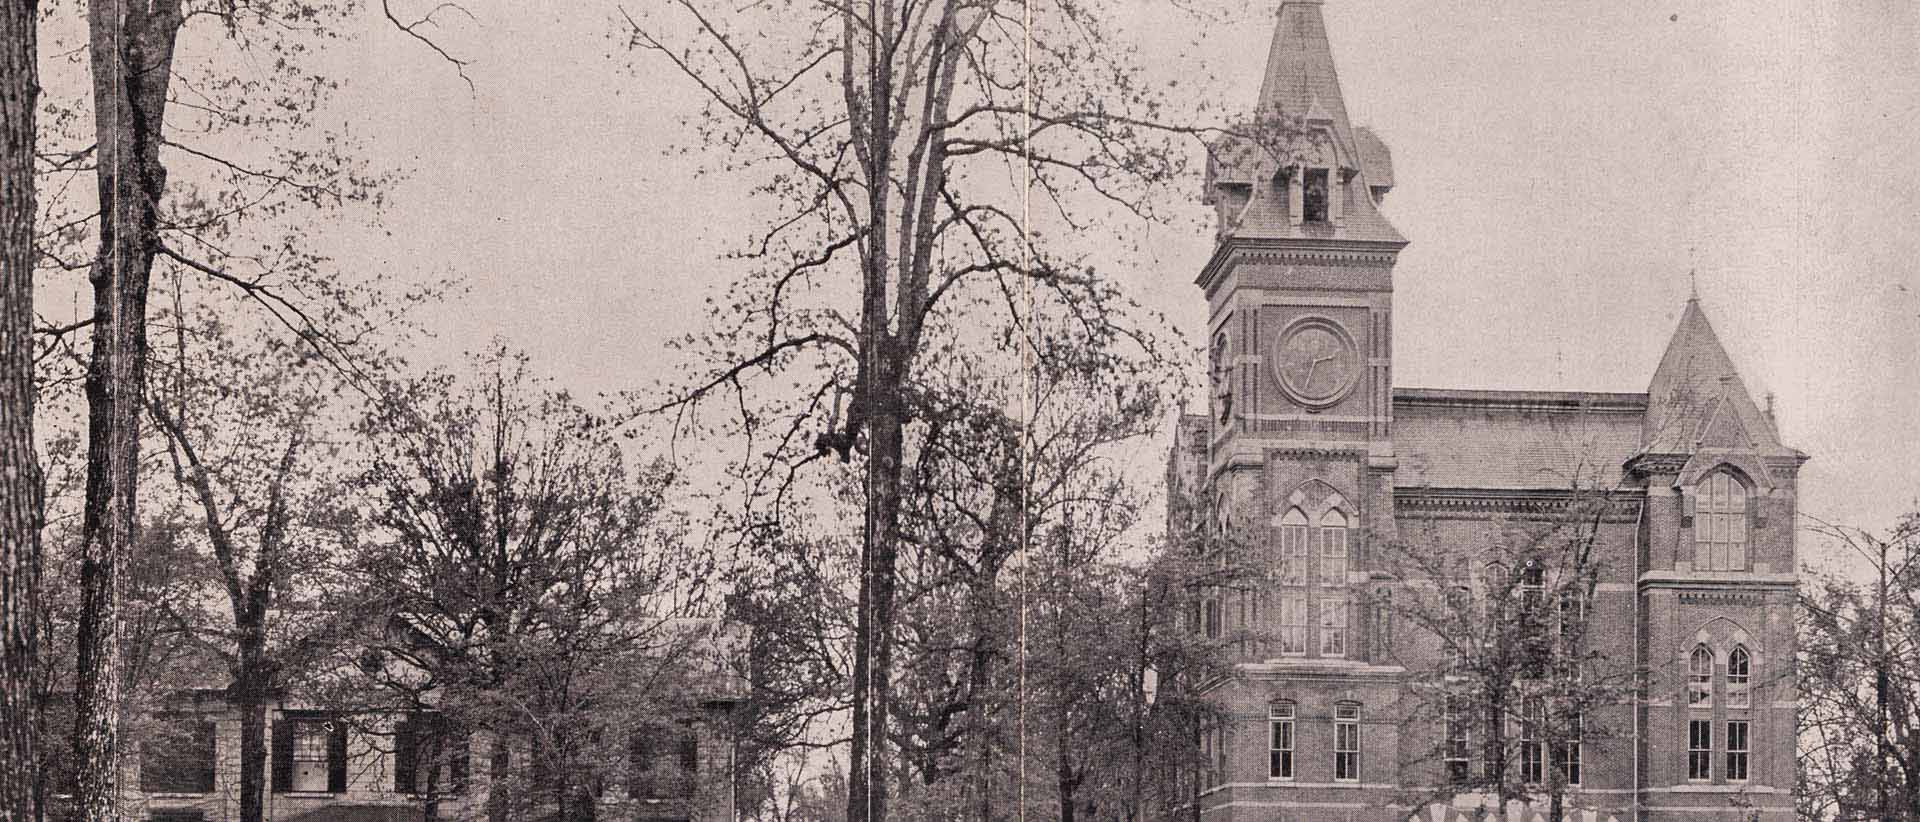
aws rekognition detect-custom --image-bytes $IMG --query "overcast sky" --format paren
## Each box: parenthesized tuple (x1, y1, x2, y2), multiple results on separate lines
(306, 1, 1919, 546)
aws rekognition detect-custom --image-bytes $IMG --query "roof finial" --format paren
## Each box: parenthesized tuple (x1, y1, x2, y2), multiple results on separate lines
(1687, 269, 1699, 303)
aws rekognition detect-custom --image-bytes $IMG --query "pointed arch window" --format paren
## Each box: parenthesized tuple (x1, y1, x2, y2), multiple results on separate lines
(1687, 646, 1714, 707)
(1279, 508, 1309, 585)
(1727, 646, 1751, 708)
(1696, 471, 1749, 571)
(1318, 509, 1349, 586)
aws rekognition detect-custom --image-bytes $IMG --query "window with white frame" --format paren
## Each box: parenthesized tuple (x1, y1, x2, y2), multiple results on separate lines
(1443, 697, 1470, 784)
(1688, 646, 1714, 707)
(1727, 646, 1751, 708)
(1334, 703, 1361, 782)
(1268, 702, 1295, 780)
(1280, 509, 1309, 585)
(1696, 471, 1749, 571)
(1279, 594, 1308, 655)
(1320, 596, 1348, 658)
(291, 720, 333, 793)
(1520, 699, 1544, 784)
(1554, 708, 1582, 786)
(1318, 510, 1348, 586)
(1688, 719, 1712, 781)
(1726, 720, 1749, 782)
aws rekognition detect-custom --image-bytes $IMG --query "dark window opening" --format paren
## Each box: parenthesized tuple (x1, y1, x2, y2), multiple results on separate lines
(629, 724, 699, 800)
(272, 716, 346, 794)
(393, 714, 470, 796)
(140, 719, 216, 794)
(1303, 168, 1330, 223)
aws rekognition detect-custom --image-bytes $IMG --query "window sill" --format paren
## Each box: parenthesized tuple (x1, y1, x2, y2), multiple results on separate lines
(145, 792, 211, 799)
(279, 792, 342, 798)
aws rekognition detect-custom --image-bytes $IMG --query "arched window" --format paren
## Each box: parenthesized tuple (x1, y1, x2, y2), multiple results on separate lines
(1279, 508, 1309, 585)
(1727, 646, 1751, 708)
(1696, 471, 1749, 571)
(1211, 332, 1233, 424)
(1687, 646, 1714, 707)
(1318, 509, 1349, 586)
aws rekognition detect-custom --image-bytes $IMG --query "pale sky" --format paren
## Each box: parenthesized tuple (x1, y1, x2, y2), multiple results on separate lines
(295, 1, 1917, 545)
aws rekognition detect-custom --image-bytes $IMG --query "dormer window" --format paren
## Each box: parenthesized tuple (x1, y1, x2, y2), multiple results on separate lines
(1303, 168, 1330, 222)
(1695, 470, 1750, 571)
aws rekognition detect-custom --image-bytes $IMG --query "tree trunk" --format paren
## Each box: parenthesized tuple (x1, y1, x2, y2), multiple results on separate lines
(846, 406, 903, 822)
(234, 660, 268, 822)
(0, 1, 40, 820)
(73, 3, 181, 821)
(486, 736, 509, 822)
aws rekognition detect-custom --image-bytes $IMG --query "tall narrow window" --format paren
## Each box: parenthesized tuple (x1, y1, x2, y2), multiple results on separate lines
(1303, 168, 1330, 222)
(1727, 646, 1751, 708)
(1696, 472, 1749, 571)
(1443, 697, 1470, 785)
(1688, 646, 1714, 707)
(1318, 510, 1349, 586)
(1726, 720, 1749, 782)
(1520, 699, 1544, 784)
(1554, 709, 1582, 786)
(1688, 719, 1712, 781)
(1198, 725, 1213, 791)
(1333, 703, 1361, 781)
(1280, 509, 1309, 585)
(1213, 725, 1227, 787)
(1211, 333, 1233, 424)
(1520, 564, 1548, 678)
(1320, 596, 1348, 658)
(1203, 597, 1221, 640)
(1269, 703, 1295, 780)
(1279, 594, 1308, 655)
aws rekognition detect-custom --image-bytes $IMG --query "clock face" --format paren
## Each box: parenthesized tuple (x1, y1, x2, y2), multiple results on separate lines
(1269, 318, 1360, 408)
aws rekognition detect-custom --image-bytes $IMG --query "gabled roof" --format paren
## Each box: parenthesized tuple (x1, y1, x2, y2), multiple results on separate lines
(1642, 298, 1783, 454)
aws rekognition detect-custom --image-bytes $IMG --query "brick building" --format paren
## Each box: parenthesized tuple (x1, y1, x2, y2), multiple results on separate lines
(105, 619, 747, 822)
(1166, 2, 1802, 820)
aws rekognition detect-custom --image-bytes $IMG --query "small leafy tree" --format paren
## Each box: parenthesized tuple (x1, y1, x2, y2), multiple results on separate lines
(341, 346, 710, 822)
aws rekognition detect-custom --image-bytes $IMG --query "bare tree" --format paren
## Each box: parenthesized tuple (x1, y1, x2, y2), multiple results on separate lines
(1382, 479, 1637, 822)
(52, 2, 463, 815)
(1800, 511, 1920, 821)
(621, 2, 1226, 817)
(0, 0, 40, 819)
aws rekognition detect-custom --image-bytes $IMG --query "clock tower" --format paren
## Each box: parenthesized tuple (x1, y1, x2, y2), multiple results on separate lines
(1198, 0, 1404, 586)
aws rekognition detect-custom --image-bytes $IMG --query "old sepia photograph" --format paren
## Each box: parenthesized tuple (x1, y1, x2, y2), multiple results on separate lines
(0, 1, 1914, 821)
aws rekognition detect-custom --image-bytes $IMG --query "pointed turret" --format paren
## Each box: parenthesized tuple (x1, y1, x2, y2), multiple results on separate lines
(1202, 0, 1402, 244)
(1256, 0, 1358, 166)
(1642, 297, 1782, 455)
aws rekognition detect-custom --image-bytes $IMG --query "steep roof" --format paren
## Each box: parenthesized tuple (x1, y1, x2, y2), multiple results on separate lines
(1203, 0, 1404, 245)
(1256, 0, 1358, 161)
(1641, 298, 1783, 454)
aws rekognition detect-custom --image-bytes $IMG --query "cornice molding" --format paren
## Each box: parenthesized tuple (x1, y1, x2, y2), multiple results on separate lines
(1394, 487, 1644, 520)
(1197, 238, 1403, 294)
